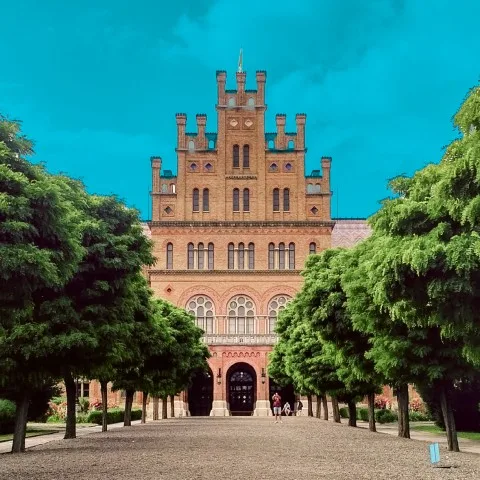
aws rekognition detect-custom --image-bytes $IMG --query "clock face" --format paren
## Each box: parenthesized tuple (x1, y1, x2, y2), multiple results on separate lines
(229, 119, 238, 127)
(244, 119, 253, 127)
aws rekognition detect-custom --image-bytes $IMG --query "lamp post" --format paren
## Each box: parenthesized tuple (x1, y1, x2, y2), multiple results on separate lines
(261, 368, 266, 384)
(217, 368, 222, 385)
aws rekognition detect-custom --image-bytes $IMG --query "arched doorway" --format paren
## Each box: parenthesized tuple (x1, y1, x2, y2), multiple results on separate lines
(227, 363, 257, 416)
(269, 379, 296, 415)
(188, 369, 214, 416)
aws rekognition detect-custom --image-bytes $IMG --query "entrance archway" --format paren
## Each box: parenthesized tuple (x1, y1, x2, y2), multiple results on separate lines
(227, 363, 257, 416)
(269, 379, 296, 415)
(188, 369, 214, 416)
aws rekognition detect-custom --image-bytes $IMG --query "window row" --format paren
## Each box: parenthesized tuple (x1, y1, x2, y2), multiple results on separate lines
(192, 188, 209, 212)
(187, 294, 291, 334)
(166, 242, 317, 270)
(191, 188, 292, 213)
(268, 243, 295, 270)
(273, 188, 290, 211)
(233, 144, 249, 168)
(228, 243, 255, 269)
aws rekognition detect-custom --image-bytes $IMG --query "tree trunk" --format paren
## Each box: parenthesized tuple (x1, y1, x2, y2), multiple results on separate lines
(439, 382, 459, 452)
(347, 400, 357, 427)
(100, 379, 108, 432)
(307, 395, 313, 416)
(141, 392, 148, 424)
(316, 395, 322, 418)
(170, 395, 175, 418)
(124, 389, 134, 426)
(64, 372, 77, 439)
(11, 391, 30, 453)
(331, 396, 341, 423)
(367, 392, 376, 432)
(153, 397, 159, 420)
(396, 383, 410, 439)
(322, 396, 329, 421)
(162, 397, 168, 419)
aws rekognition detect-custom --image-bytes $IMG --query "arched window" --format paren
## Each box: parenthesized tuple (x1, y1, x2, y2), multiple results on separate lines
(198, 243, 204, 270)
(161, 184, 168, 193)
(307, 184, 314, 193)
(243, 145, 250, 168)
(288, 140, 295, 149)
(208, 140, 215, 149)
(203, 188, 209, 212)
(193, 188, 199, 212)
(283, 188, 290, 211)
(228, 97, 236, 107)
(243, 188, 250, 212)
(268, 295, 292, 334)
(228, 243, 234, 269)
(273, 188, 280, 212)
(233, 188, 240, 212)
(248, 243, 255, 270)
(268, 140, 274, 149)
(309, 242, 316, 255)
(247, 97, 255, 107)
(166, 243, 173, 269)
(288, 243, 295, 269)
(208, 243, 214, 270)
(227, 295, 255, 334)
(278, 243, 285, 270)
(188, 140, 195, 152)
(233, 145, 240, 168)
(238, 243, 245, 270)
(170, 183, 176, 193)
(268, 243, 275, 270)
(187, 243, 194, 269)
(187, 295, 215, 334)
(314, 184, 321, 193)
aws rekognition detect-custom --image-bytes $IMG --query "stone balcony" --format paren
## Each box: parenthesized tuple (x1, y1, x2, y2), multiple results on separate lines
(202, 334, 278, 345)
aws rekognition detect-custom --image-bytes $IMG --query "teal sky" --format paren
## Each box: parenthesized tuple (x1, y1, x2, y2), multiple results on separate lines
(1, 0, 479, 219)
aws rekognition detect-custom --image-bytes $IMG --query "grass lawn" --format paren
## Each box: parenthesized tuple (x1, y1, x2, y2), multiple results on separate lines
(0, 429, 58, 443)
(411, 424, 480, 441)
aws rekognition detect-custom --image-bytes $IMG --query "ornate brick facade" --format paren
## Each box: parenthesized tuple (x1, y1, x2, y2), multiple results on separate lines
(144, 68, 372, 417)
(88, 69, 371, 416)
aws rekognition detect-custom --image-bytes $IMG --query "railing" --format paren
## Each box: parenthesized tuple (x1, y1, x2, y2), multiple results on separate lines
(202, 334, 278, 345)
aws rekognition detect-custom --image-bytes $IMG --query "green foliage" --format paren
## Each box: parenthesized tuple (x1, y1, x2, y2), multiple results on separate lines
(0, 399, 16, 434)
(339, 407, 349, 418)
(409, 410, 432, 422)
(375, 409, 398, 424)
(86, 408, 142, 425)
(356, 408, 369, 422)
(78, 397, 90, 414)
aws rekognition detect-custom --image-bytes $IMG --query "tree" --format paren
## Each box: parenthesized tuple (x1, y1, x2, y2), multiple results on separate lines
(0, 116, 85, 452)
(299, 249, 382, 430)
(364, 84, 480, 451)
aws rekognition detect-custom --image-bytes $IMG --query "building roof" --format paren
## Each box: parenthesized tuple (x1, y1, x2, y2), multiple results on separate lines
(331, 219, 371, 248)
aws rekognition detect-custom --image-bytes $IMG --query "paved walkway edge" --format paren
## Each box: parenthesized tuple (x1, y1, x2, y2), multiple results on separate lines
(0, 420, 142, 454)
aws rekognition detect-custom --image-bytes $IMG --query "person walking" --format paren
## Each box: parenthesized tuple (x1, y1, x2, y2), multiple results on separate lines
(296, 399, 303, 416)
(283, 402, 291, 416)
(272, 392, 282, 423)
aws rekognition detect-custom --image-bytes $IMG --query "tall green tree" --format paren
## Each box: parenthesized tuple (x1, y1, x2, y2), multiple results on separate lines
(366, 84, 480, 451)
(300, 249, 382, 429)
(0, 116, 85, 452)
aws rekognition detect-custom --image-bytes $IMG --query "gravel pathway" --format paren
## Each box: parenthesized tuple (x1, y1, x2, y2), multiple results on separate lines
(1, 417, 479, 479)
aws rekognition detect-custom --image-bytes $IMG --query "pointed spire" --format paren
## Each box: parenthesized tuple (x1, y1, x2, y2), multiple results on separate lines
(237, 48, 243, 73)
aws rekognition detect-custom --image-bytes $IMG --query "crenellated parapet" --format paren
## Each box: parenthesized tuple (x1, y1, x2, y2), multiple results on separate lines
(215, 70, 266, 108)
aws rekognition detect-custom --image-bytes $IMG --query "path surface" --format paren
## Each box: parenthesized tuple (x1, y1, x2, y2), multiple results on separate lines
(1, 417, 480, 479)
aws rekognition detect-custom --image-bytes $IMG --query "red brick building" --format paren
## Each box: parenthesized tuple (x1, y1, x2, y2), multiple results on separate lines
(88, 68, 372, 415)
(136, 68, 370, 417)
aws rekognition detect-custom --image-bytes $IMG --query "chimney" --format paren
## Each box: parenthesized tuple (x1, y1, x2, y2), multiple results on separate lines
(196, 114, 207, 149)
(216, 70, 226, 105)
(295, 113, 306, 150)
(175, 113, 187, 149)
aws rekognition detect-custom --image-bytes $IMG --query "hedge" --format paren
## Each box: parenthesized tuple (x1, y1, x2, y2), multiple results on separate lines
(87, 408, 142, 425)
(0, 398, 16, 434)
